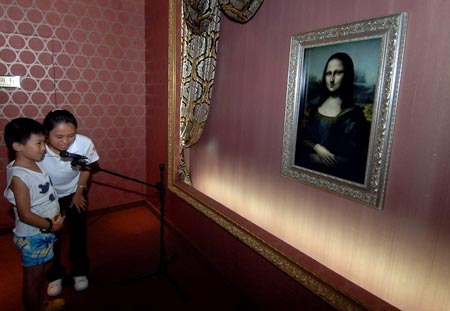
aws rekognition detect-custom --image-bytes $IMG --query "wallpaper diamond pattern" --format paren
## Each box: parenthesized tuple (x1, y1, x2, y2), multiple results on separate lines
(0, 0, 146, 227)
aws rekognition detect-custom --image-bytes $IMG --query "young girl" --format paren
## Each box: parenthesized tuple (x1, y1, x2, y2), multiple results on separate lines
(4, 118, 65, 311)
(39, 110, 99, 296)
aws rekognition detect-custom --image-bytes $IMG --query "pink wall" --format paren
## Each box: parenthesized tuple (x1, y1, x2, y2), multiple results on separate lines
(144, 0, 169, 186)
(0, 0, 146, 228)
(2, 0, 449, 309)
(187, 0, 450, 310)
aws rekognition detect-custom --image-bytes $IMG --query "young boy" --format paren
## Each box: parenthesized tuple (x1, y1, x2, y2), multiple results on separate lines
(3, 118, 66, 311)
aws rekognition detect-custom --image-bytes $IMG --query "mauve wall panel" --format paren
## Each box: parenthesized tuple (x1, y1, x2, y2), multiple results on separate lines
(187, 0, 450, 310)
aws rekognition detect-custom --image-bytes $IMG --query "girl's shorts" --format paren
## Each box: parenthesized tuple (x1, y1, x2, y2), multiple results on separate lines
(13, 233, 57, 267)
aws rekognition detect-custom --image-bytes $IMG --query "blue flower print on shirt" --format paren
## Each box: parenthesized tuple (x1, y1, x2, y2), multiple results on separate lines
(39, 182, 50, 194)
(39, 181, 56, 201)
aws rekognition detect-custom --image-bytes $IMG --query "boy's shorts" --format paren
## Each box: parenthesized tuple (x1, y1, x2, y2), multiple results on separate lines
(13, 233, 57, 267)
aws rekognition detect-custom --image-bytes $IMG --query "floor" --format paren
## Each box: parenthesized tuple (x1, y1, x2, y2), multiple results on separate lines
(0, 205, 253, 311)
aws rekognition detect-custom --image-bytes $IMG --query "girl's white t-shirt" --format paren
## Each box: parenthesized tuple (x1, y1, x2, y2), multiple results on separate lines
(39, 134, 100, 197)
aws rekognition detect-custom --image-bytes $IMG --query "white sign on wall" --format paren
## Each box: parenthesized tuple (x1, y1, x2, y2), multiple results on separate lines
(0, 76, 21, 88)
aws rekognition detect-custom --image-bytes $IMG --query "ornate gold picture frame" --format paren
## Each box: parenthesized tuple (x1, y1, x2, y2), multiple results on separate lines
(281, 13, 408, 209)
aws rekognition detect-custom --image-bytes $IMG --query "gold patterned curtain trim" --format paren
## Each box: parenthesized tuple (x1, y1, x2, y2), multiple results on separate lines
(219, 0, 264, 24)
(178, 0, 264, 184)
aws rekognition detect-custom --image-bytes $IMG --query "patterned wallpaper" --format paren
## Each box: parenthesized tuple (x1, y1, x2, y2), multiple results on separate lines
(0, 0, 146, 227)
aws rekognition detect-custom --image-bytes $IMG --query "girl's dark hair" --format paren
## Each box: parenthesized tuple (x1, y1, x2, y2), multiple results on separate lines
(43, 109, 78, 132)
(4, 118, 46, 152)
(319, 52, 355, 109)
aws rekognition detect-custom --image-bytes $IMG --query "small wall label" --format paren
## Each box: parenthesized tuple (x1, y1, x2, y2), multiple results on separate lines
(0, 76, 21, 88)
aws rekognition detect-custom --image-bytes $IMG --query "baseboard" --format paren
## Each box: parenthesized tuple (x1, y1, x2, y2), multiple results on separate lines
(88, 200, 150, 216)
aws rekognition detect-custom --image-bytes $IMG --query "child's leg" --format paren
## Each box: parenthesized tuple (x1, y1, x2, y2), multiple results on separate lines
(46, 235, 65, 282)
(22, 262, 46, 311)
(61, 193, 89, 277)
(14, 234, 58, 311)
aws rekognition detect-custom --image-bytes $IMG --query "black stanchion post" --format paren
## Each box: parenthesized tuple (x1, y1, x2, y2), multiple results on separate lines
(70, 158, 186, 298)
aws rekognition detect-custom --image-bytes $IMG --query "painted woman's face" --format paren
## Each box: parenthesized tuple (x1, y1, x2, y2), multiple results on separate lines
(46, 122, 77, 154)
(325, 59, 344, 93)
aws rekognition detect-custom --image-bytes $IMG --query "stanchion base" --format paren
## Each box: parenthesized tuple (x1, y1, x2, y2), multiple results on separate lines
(121, 253, 187, 299)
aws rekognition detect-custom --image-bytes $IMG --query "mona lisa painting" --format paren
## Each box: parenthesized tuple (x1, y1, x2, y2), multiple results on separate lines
(281, 13, 407, 209)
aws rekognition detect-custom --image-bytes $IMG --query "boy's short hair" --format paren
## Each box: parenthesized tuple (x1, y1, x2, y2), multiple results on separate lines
(4, 118, 46, 153)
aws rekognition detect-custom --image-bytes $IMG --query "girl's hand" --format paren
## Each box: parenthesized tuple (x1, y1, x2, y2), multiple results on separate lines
(71, 193, 87, 213)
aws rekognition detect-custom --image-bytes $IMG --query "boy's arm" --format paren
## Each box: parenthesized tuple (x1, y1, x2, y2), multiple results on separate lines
(11, 176, 64, 232)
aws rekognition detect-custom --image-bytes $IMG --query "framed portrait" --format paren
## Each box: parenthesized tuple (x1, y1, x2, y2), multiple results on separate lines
(281, 13, 408, 209)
